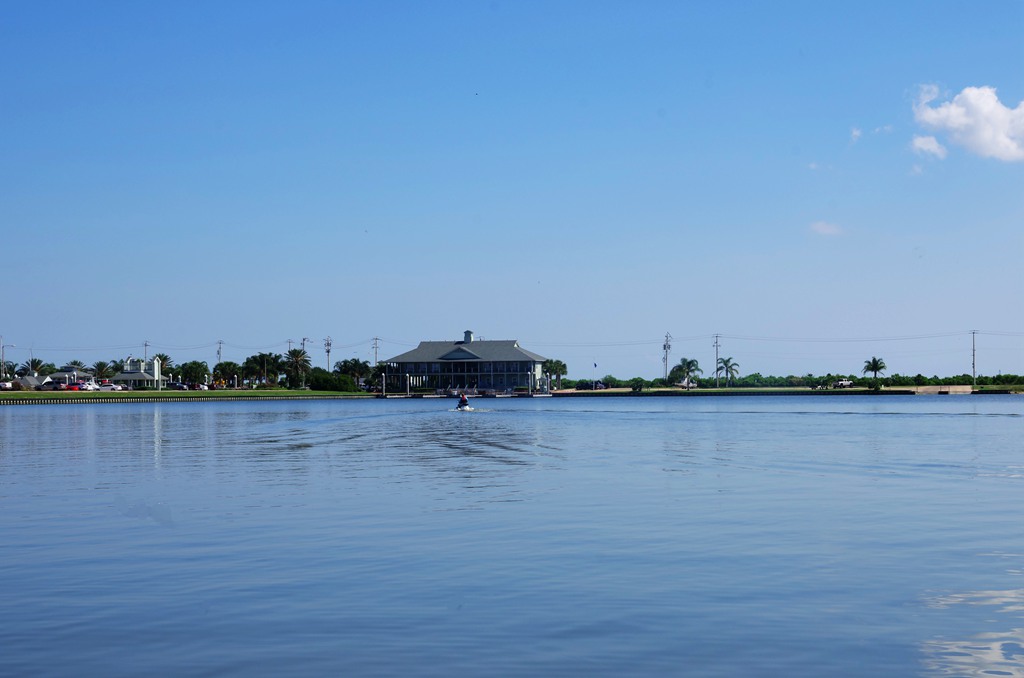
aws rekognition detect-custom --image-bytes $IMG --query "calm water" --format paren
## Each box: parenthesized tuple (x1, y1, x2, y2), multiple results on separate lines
(1, 395, 1022, 676)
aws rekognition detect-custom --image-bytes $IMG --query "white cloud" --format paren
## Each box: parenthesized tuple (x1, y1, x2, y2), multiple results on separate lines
(850, 127, 862, 143)
(912, 135, 948, 159)
(810, 221, 842, 236)
(914, 85, 1024, 161)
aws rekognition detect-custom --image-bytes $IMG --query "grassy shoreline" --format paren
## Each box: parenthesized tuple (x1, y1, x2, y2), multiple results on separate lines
(551, 387, 926, 396)
(0, 389, 372, 404)
(2, 385, 1018, 405)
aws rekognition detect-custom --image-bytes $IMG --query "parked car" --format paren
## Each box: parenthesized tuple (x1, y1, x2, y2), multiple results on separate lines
(832, 379, 854, 389)
(79, 382, 100, 391)
(38, 382, 67, 391)
(65, 384, 80, 391)
(168, 382, 189, 390)
(98, 383, 123, 392)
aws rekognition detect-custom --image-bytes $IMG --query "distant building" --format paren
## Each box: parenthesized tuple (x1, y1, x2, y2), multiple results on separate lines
(15, 374, 43, 390)
(380, 330, 548, 393)
(47, 365, 96, 386)
(111, 358, 168, 390)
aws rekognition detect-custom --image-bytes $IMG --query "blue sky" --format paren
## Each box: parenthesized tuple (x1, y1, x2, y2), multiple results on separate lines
(2, 2, 1022, 379)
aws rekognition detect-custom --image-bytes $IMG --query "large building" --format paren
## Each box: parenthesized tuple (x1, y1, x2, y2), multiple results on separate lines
(380, 330, 548, 394)
(112, 357, 168, 390)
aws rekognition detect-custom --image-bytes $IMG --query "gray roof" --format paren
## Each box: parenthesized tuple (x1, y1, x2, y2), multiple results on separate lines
(48, 368, 93, 381)
(112, 371, 165, 382)
(384, 339, 546, 364)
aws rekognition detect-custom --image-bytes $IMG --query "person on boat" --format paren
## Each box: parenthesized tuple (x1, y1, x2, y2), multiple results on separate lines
(458, 393, 469, 409)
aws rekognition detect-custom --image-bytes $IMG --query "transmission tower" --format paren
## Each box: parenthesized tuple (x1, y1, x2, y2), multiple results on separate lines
(713, 334, 721, 388)
(662, 332, 672, 380)
(324, 336, 333, 370)
(971, 329, 977, 388)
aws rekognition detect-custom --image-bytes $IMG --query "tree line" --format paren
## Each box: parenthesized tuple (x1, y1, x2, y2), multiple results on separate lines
(553, 355, 1022, 391)
(6, 352, 1020, 392)
(3, 351, 379, 392)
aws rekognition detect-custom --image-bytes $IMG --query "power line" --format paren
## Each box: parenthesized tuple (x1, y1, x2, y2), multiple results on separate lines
(526, 339, 667, 347)
(718, 331, 969, 343)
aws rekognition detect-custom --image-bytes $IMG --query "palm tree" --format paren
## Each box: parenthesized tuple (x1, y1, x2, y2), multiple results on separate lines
(242, 355, 262, 385)
(243, 352, 282, 386)
(669, 358, 703, 388)
(19, 358, 45, 376)
(109, 359, 125, 374)
(91, 361, 112, 380)
(67, 359, 87, 370)
(863, 356, 887, 380)
(153, 353, 174, 371)
(283, 349, 312, 388)
(335, 358, 372, 385)
(716, 357, 740, 387)
(213, 361, 243, 385)
(368, 362, 386, 392)
(541, 359, 568, 390)
(180, 360, 210, 385)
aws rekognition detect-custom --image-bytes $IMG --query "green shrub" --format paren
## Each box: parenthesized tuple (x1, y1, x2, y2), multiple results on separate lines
(307, 369, 357, 392)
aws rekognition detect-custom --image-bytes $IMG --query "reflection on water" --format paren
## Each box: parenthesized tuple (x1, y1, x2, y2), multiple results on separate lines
(114, 495, 175, 527)
(923, 630, 1024, 677)
(928, 587, 1024, 613)
(922, 587, 1024, 676)
(1, 395, 1023, 676)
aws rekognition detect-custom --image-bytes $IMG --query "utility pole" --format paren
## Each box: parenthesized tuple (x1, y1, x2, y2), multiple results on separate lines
(662, 332, 672, 381)
(287, 339, 294, 352)
(971, 329, 977, 389)
(0, 336, 13, 380)
(324, 336, 332, 370)
(713, 334, 721, 388)
(144, 340, 150, 364)
(216, 339, 223, 366)
(372, 337, 381, 365)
